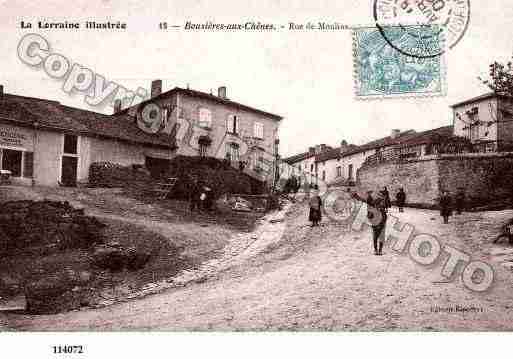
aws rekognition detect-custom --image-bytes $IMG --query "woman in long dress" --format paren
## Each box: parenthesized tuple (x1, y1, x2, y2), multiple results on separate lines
(308, 191, 322, 227)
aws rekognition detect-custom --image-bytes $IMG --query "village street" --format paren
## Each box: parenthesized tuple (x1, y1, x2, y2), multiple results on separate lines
(5, 190, 513, 331)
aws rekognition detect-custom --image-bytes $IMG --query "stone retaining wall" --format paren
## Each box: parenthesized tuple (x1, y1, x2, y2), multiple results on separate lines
(356, 153, 513, 208)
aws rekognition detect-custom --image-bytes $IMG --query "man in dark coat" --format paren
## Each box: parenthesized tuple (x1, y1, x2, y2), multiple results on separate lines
(396, 188, 406, 213)
(455, 188, 465, 215)
(308, 191, 323, 227)
(189, 177, 201, 212)
(354, 190, 387, 255)
(382, 186, 392, 211)
(440, 190, 453, 224)
(372, 191, 388, 255)
(366, 190, 374, 209)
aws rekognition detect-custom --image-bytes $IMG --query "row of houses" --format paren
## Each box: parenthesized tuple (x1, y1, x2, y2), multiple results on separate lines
(283, 92, 513, 187)
(0, 82, 282, 187)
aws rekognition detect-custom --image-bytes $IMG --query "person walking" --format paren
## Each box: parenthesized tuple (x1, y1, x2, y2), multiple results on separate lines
(440, 190, 453, 224)
(455, 188, 465, 215)
(366, 190, 374, 208)
(382, 186, 392, 211)
(203, 186, 213, 211)
(396, 187, 406, 213)
(353, 190, 387, 255)
(371, 191, 388, 255)
(188, 176, 201, 212)
(308, 190, 322, 227)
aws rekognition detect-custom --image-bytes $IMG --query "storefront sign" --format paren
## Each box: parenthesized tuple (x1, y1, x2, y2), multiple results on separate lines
(0, 125, 32, 150)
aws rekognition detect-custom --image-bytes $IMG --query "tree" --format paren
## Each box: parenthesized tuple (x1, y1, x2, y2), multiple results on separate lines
(480, 59, 513, 95)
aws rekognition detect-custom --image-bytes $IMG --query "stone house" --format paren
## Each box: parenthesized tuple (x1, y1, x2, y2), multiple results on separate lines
(116, 81, 283, 183)
(451, 92, 513, 152)
(314, 141, 358, 185)
(312, 130, 417, 186)
(282, 144, 333, 186)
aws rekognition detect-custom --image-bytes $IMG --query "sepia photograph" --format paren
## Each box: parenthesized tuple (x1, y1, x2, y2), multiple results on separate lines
(0, 0, 512, 357)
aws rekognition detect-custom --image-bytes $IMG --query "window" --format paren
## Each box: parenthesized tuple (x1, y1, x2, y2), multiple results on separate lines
(64, 134, 78, 154)
(336, 166, 342, 177)
(226, 115, 240, 134)
(298, 164, 301, 171)
(348, 164, 354, 180)
(198, 108, 212, 128)
(199, 143, 208, 157)
(254, 122, 264, 139)
(322, 170, 326, 181)
(2, 149, 22, 177)
(310, 164, 314, 173)
(23, 152, 34, 178)
(470, 123, 480, 141)
(198, 135, 211, 157)
(225, 143, 240, 162)
(253, 150, 268, 172)
(162, 107, 169, 128)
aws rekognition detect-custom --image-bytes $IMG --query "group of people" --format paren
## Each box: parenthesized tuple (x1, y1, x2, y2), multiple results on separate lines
(307, 185, 467, 256)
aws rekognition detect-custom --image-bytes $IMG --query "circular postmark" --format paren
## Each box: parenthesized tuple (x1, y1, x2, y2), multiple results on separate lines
(373, 0, 471, 58)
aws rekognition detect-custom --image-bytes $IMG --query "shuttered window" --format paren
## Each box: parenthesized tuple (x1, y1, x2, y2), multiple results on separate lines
(226, 115, 240, 134)
(198, 108, 212, 128)
(23, 152, 34, 178)
(254, 122, 264, 139)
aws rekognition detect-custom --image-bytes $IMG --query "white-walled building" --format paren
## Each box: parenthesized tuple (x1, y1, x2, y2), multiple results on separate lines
(0, 88, 176, 186)
(0, 83, 282, 186)
(282, 144, 333, 186)
(284, 130, 418, 187)
(451, 93, 513, 152)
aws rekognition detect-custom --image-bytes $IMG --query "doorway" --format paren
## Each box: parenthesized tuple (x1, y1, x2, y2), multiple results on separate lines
(2, 149, 22, 177)
(61, 156, 78, 186)
(145, 156, 170, 179)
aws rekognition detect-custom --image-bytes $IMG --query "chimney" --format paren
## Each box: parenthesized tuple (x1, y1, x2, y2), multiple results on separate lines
(218, 86, 227, 99)
(113, 99, 122, 114)
(391, 129, 400, 139)
(315, 145, 322, 154)
(151, 79, 162, 98)
(309, 146, 315, 155)
(0, 85, 3, 100)
(340, 139, 348, 151)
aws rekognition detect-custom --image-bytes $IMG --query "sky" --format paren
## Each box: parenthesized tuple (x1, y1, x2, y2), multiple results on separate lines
(1, 0, 512, 157)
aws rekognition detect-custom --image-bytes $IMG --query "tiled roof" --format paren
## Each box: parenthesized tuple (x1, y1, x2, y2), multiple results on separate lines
(117, 87, 283, 121)
(341, 130, 417, 157)
(283, 145, 334, 164)
(282, 151, 314, 164)
(316, 144, 359, 162)
(398, 126, 454, 146)
(0, 93, 176, 149)
(450, 92, 511, 108)
(315, 148, 340, 162)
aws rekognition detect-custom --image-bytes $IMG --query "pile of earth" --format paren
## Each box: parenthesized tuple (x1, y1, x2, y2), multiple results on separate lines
(0, 200, 154, 314)
(0, 200, 105, 257)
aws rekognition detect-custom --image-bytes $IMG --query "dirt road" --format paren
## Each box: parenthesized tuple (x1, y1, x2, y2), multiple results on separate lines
(6, 198, 513, 331)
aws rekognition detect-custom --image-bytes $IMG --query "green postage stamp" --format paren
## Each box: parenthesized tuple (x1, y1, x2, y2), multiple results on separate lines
(352, 25, 446, 99)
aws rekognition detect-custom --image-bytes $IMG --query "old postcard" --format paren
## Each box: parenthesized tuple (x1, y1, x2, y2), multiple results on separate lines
(0, 0, 512, 357)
